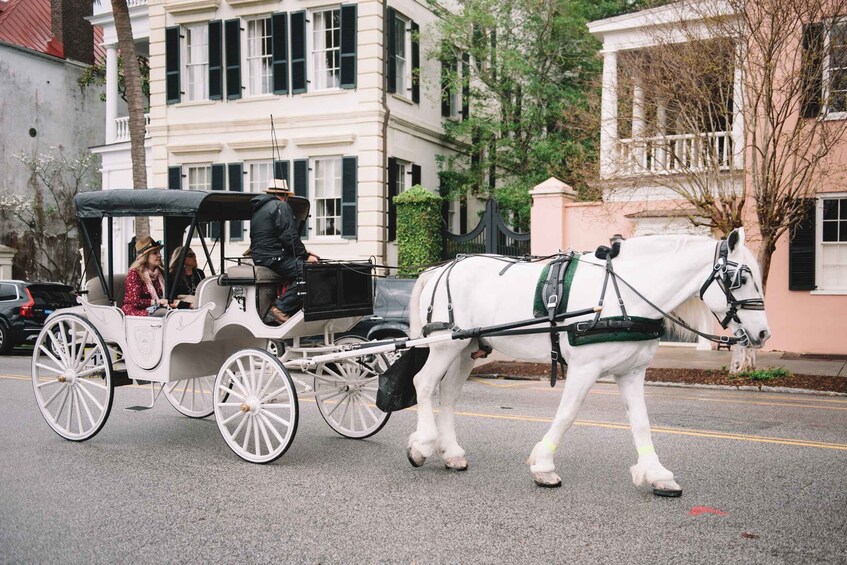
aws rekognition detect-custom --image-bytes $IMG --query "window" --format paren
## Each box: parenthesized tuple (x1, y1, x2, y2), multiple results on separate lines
(247, 161, 273, 192)
(186, 165, 212, 190)
(247, 17, 273, 96)
(312, 9, 341, 90)
(448, 57, 462, 118)
(818, 196, 847, 289)
(0, 284, 17, 301)
(826, 23, 847, 114)
(183, 24, 208, 101)
(394, 15, 408, 96)
(313, 157, 342, 236)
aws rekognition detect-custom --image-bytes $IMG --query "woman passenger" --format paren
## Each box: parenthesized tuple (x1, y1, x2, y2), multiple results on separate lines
(122, 236, 169, 317)
(168, 246, 205, 309)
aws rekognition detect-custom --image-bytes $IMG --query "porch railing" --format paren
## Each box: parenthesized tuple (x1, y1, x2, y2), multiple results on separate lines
(114, 113, 151, 143)
(618, 131, 733, 176)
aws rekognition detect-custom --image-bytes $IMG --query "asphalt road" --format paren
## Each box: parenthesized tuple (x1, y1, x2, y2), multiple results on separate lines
(1, 348, 846, 564)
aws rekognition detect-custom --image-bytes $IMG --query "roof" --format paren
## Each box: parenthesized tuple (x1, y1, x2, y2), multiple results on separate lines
(75, 189, 309, 223)
(0, 0, 104, 62)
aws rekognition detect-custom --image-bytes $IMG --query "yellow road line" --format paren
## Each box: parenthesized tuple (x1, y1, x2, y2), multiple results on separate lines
(442, 409, 847, 451)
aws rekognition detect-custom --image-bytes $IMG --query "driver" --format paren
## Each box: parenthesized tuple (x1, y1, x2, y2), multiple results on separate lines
(250, 179, 319, 324)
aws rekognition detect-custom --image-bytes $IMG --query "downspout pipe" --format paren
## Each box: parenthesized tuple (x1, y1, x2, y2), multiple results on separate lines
(381, 0, 391, 275)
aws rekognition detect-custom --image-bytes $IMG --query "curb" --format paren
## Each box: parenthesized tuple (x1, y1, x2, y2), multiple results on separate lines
(471, 373, 847, 397)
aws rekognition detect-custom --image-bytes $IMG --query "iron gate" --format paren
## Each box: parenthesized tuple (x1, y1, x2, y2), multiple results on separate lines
(442, 198, 531, 259)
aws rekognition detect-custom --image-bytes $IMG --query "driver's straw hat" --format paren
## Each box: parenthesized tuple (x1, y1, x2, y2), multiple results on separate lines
(265, 178, 292, 195)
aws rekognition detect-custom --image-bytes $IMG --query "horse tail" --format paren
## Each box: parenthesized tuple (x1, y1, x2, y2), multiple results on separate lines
(409, 268, 438, 340)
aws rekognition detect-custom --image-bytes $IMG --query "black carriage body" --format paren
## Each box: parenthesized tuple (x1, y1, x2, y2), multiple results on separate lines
(302, 262, 374, 322)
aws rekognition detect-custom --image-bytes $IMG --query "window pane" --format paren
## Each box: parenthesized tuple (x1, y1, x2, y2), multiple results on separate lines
(840, 198, 847, 218)
(841, 220, 847, 242)
(312, 9, 341, 90)
(824, 199, 838, 220)
(823, 221, 838, 241)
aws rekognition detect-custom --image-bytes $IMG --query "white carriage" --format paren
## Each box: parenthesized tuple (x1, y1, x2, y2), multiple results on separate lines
(31, 189, 394, 463)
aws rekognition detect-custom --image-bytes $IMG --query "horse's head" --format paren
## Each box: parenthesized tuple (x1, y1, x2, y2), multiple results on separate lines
(699, 228, 771, 348)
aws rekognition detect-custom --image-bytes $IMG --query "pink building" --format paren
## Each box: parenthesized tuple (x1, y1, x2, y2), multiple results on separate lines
(530, 2, 847, 355)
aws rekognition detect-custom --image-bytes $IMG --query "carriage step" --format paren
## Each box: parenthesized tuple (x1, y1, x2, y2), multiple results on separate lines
(125, 405, 153, 411)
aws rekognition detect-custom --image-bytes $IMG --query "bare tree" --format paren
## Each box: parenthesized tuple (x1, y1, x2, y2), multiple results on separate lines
(109, 0, 149, 237)
(611, 0, 847, 370)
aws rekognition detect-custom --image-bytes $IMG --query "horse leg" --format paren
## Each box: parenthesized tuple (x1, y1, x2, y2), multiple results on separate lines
(616, 369, 682, 497)
(527, 364, 598, 488)
(435, 344, 477, 471)
(407, 343, 463, 467)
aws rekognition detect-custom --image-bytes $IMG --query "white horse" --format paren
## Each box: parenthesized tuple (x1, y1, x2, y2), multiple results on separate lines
(406, 229, 770, 496)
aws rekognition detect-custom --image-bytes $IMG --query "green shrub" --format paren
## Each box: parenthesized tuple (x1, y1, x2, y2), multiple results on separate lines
(736, 367, 792, 381)
(395, 186, 442, 278)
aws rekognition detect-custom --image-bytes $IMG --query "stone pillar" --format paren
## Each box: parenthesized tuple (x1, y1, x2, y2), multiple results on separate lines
(529, 177, 578, 256)
(599, 49, 618, 179)
(106, 45, 119, 144)
(0, 244, 16, 279)
(731, 43, 745, 170)
(632, 79, 645, 169)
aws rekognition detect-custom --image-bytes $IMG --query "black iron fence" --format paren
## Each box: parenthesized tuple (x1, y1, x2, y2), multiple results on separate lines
(442, 198, 531, 259)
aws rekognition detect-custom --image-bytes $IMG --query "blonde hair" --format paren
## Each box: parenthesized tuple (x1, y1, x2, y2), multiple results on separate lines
(130, 246, 163, 275)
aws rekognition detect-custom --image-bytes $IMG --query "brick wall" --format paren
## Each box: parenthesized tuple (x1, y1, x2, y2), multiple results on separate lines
(51, 0, 93, 65)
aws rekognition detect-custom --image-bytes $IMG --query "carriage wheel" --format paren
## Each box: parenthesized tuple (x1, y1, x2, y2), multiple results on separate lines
(314, 335, 391, 439)
(214, 348, 298, 464)
(31, 313, 114, 441)
(164, 376, 215, 418)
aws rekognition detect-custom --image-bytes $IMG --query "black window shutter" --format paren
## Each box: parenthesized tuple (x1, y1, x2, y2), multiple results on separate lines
(168, 166, 182, 190)
(274, 160, 290, 183)
(165, 26, 180, 104)
(411, 21, 420, 103)
(387, 157, 397, 241)
(789, 198, 817, 290)
(461, 52, 470, 120)
(341, 157, 357, 238)
(209, 163, 226, 239)
(211, 164, 226, 190)
(438, 172, 450, 226)
(411, 163, 421, 187)
(225, 19, 242, 100)
(459, 197, 468, 233)
(228, 163, 244, 240)
(801, 23, 824, 119)
(291, 12, 307, 94)
(209, 20, 223, 100)
(272, 12, 289, 95)
(340, 4, 357, 89)
(386, 8, 397, 93)
(293, 159, 309, 239)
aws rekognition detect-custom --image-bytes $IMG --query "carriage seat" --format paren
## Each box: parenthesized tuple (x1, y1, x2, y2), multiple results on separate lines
(85, 275, 128, 307)
(219, 264, 287, 286)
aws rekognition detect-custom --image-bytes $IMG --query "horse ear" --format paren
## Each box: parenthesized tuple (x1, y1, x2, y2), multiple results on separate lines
(728, 227, 744, 252)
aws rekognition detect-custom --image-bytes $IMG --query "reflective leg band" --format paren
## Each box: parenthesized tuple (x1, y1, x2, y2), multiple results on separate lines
(637, 445, 655, 456)
(542, 438, 557, 453)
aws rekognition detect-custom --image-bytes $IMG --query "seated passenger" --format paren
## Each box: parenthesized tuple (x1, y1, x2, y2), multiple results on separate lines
(168, 246, 205, 309)
(122, 236, 169, 317)
(250, 179, 320, 324)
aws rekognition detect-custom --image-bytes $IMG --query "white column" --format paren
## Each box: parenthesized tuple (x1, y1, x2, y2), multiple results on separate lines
(600, 49, 619, 179)
(656, 99, 668, 170)
(632, 79, 645, 169)
(731, 42, 745, 170)
(106, 46, 119, 144)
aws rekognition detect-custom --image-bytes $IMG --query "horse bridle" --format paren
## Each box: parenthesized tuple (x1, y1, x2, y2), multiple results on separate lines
(698, 240, 766, 340)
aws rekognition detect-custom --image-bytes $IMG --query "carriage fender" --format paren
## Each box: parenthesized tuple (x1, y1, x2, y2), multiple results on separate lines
(367, 322, 409, 340)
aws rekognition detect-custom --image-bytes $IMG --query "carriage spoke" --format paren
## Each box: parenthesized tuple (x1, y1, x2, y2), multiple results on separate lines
(258, 413, 285, 446)
(225, 369, 250, 398)
(260, 402, 291, 410)
(35, 362, 63, 376)
(75, 364, 108, 378)
(38, 345, 65, 371)
(220, 409, 246, 426)
(253, 416, 262, 455)
(241, 417, 253, 451)
(261, 409, 290, 428)
(64, 386, 74, 431)
(314, 388, 346, 401)
(217, 384, 244, 402)
(235, 358, 251, 394)
(47, 330, 70, 367)
(73, 388, 85, 434)
(77, 387, 97, 428)
(230, 411, 249, 438)
(77, 378, 108, 392)
(325, 392, 350, 419)
(260, 385, 292, 404)
(77, 381, 105, 412)
(356, 395, 379, 425)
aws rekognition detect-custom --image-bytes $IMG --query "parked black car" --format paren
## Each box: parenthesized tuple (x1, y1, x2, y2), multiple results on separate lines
(341, 277, 416, 341)
(0, 281, 77, 354)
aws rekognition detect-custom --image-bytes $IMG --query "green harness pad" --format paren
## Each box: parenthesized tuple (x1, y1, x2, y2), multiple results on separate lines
(533, 258, 665, 346)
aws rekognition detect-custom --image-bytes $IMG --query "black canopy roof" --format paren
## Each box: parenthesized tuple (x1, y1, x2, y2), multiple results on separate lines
(75, 189, 309, 222)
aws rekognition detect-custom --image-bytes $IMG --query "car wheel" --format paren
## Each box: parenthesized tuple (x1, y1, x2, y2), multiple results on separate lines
(0, 323, 12, 355)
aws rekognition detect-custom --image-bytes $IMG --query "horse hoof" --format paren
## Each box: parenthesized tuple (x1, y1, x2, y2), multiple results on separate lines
(532, 472, 562, 488)
(407, 446, 426, 468)
(444, 457, 468, 471)
(652, 479, 682, 497)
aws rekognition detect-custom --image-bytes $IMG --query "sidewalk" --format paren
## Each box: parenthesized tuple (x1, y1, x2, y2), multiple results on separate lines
(477, 346, 847, 377)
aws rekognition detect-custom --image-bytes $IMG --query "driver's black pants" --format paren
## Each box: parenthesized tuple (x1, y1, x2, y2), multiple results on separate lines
(263, 256, 304, 315)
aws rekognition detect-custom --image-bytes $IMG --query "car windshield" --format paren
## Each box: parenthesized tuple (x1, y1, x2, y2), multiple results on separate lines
(28, 285, 76, 304)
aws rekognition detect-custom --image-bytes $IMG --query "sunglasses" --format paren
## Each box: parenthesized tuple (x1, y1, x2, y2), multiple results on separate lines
(186, 252, 196, 258)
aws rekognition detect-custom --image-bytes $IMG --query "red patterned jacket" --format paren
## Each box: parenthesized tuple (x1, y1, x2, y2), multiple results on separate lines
(122, 269, 164, 316)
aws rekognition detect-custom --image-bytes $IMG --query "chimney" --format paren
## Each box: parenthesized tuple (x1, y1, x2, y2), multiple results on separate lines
(51, 0, 94, 65)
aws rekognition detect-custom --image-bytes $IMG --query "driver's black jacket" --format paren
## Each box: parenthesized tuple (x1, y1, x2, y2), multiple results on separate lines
(249, 194, 307, 265)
